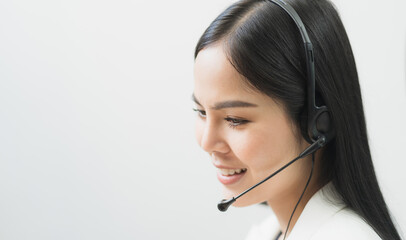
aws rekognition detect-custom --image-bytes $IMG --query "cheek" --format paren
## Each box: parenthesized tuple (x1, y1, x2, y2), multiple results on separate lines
(231, 122, 297, 174)
(231, 131, 276, 170)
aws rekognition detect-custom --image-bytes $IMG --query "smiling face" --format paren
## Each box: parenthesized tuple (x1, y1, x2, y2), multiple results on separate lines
(193, 44, 312, 207)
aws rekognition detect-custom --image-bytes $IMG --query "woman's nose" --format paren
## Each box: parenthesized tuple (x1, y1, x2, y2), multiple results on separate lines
(199, 121, 229, 154)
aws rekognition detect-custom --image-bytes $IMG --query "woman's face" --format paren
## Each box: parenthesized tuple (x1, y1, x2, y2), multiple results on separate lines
(193, 44, 311, 207)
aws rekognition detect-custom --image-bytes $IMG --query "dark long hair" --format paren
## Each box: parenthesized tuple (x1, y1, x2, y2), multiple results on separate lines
(194, 0, 401, 239)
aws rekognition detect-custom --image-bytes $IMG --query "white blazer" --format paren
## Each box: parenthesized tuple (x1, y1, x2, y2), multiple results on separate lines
(244, 183, 381, 240)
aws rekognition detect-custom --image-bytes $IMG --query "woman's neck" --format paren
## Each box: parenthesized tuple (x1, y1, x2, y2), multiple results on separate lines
(267, 178, 322, 238)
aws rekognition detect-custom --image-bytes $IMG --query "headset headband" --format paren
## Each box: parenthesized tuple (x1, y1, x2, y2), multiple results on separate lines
(269, 0, 333, 143)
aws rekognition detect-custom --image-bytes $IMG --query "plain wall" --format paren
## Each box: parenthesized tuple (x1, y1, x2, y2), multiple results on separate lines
(0, 0, 405, 239)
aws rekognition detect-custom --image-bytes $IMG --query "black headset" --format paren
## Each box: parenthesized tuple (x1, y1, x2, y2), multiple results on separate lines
(269, 0, 335, 144)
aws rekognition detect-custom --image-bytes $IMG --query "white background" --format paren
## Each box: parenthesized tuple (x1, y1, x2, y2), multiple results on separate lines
(0, 0, 405, 239)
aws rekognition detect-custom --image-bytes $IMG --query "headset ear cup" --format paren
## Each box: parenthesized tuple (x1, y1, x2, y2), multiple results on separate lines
(301, 107, 334, 144)
(316, 111, 332, 134)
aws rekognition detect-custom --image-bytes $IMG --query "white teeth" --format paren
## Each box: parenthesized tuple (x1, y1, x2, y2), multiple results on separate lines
(219, 168, 247, 176)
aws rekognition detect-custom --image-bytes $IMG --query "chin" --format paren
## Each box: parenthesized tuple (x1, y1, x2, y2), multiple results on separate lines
(221, 187, 263, 208)
(232, 201, 253, 208)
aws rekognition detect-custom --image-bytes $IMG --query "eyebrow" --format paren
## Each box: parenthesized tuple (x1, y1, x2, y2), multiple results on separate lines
(192, 94, 258, 110)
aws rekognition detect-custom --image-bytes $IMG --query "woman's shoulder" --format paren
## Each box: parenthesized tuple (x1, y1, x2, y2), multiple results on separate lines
(244, 208, 381, 240)
(310, 207, 381, 240)
(245, 183, 382, 240)
(290, 182, 382, 240)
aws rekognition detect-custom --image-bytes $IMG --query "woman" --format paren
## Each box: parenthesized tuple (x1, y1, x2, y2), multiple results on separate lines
(192, 0, 402, 239)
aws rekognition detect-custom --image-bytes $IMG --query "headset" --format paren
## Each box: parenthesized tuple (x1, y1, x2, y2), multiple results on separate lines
(268, 0, 334, 144)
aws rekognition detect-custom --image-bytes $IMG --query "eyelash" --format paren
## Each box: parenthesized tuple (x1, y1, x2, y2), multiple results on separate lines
(193, 108, 249, 128)
(224, 117, 249, 128)
(193, 108, 207, 118)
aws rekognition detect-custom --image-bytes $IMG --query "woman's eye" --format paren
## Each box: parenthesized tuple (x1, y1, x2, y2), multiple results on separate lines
(224, 117, 249, 128)
(193, 108, 206, 118)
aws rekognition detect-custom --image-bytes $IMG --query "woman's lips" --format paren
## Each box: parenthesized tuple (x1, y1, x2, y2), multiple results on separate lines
(216, 168, 247, 185)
